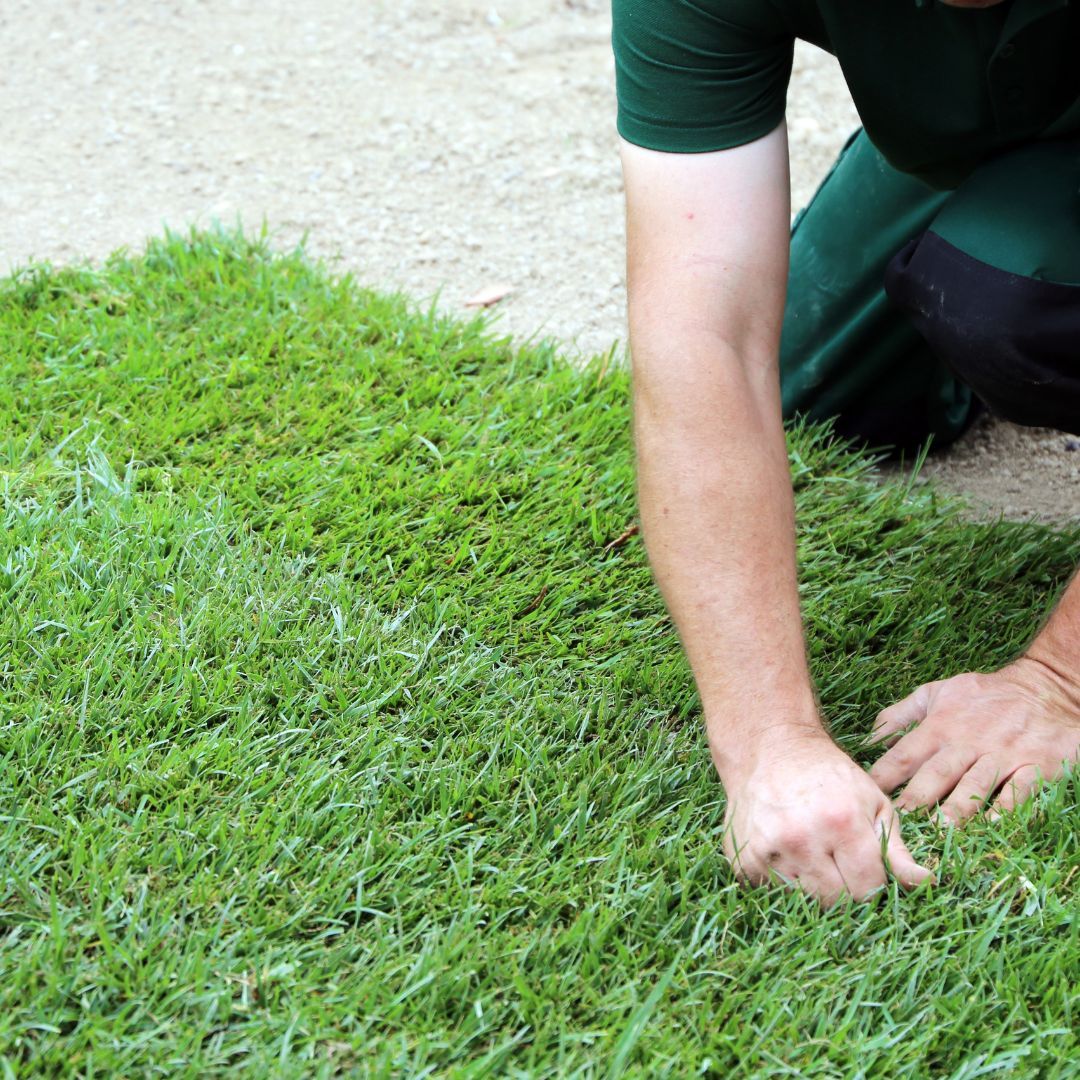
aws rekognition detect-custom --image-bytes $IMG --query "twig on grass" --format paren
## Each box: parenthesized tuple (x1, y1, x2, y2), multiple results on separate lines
(514, 584, 548, 618)
(603, 523, 639, 552)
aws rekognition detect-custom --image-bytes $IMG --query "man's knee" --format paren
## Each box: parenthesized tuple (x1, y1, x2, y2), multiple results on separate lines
(885, 230, 1080, 435)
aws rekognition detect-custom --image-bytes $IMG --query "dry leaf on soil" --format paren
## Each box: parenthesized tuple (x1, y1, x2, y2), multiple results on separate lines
(464, 283, 514, 308)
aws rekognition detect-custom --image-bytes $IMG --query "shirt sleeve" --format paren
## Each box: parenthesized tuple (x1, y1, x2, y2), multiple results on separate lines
(612, 0, 795, 153)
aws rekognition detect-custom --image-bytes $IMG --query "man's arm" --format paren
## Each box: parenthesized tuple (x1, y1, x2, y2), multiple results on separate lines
(870, 568, 1080, 820)
(620, 126, 931, 905)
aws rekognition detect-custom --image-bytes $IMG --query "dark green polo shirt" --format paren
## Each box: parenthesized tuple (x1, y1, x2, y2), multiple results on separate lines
(613, 0, 1080, 188)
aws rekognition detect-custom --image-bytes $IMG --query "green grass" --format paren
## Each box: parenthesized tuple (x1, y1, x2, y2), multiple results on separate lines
(0, 228, 1077, 1077)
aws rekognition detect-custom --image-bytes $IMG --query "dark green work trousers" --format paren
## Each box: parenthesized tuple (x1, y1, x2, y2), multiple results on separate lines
(780, 130, 1080, 451)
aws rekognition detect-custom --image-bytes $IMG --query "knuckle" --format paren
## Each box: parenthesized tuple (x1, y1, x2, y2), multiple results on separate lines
(781, 828, 810, 853)
(886, 749, 912, 771)
(949, 672, 985, 697)
(821, 806, 856, 833)
(925, 758, 955, 779)
(761, 827, 808, 856)
(868, 760, 891, 784)
(725, 854, 756, 883)
(973, 756, 1007, 785)
(747, 862, 776, 886)
(875, 704, 898, 725)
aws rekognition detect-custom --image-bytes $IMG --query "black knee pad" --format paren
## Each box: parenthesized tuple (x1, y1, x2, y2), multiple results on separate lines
(884, 231, 1080, 435)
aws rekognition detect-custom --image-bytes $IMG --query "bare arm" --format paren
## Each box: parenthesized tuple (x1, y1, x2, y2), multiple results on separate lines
(621, 126, 930, 903)
(1029, 568, 1080, 678)
(623, 124, 813, 754)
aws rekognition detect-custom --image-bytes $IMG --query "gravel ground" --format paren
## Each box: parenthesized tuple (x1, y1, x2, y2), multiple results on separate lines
(2, 0, 1077, 521)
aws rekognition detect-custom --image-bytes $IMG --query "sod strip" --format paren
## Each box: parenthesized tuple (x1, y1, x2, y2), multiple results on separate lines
(0, 229, 1077, 1077)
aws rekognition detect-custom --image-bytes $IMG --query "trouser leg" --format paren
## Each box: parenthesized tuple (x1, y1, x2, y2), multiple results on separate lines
(884, 139, 1080, 436)
(780, 129, 979, 453)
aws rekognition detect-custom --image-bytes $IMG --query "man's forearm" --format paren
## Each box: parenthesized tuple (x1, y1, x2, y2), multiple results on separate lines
(1024, 565, 1080, 695)
(616, 131, 931, 902)
(632, 340, 826, 780)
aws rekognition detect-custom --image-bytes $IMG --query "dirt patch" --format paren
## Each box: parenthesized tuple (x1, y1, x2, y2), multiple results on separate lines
(1, 0, 1075, 521)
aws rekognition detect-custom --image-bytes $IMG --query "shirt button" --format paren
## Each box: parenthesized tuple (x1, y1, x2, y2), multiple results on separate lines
(999, 43, 1016, 59)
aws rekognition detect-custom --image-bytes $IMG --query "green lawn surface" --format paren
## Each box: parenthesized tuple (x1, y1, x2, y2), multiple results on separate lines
(0, 230, 1077, 1077)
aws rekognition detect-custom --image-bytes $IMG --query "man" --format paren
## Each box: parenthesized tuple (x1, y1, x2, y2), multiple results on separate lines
(612, 0, 1080, 905)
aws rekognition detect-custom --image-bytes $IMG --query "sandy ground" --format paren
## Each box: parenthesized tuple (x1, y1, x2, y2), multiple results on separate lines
(2, 0, 1077, 521)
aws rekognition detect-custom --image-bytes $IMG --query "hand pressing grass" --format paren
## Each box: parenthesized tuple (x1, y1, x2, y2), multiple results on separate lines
(0, 228, 1077, 1076)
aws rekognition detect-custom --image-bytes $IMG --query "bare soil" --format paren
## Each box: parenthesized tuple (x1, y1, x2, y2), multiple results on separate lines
(2, 0, 1077, 521)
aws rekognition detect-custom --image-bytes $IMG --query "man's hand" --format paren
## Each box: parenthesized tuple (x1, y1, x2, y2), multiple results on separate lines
(869, 659, 1080, 823)
(721, 733, 933, 906)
